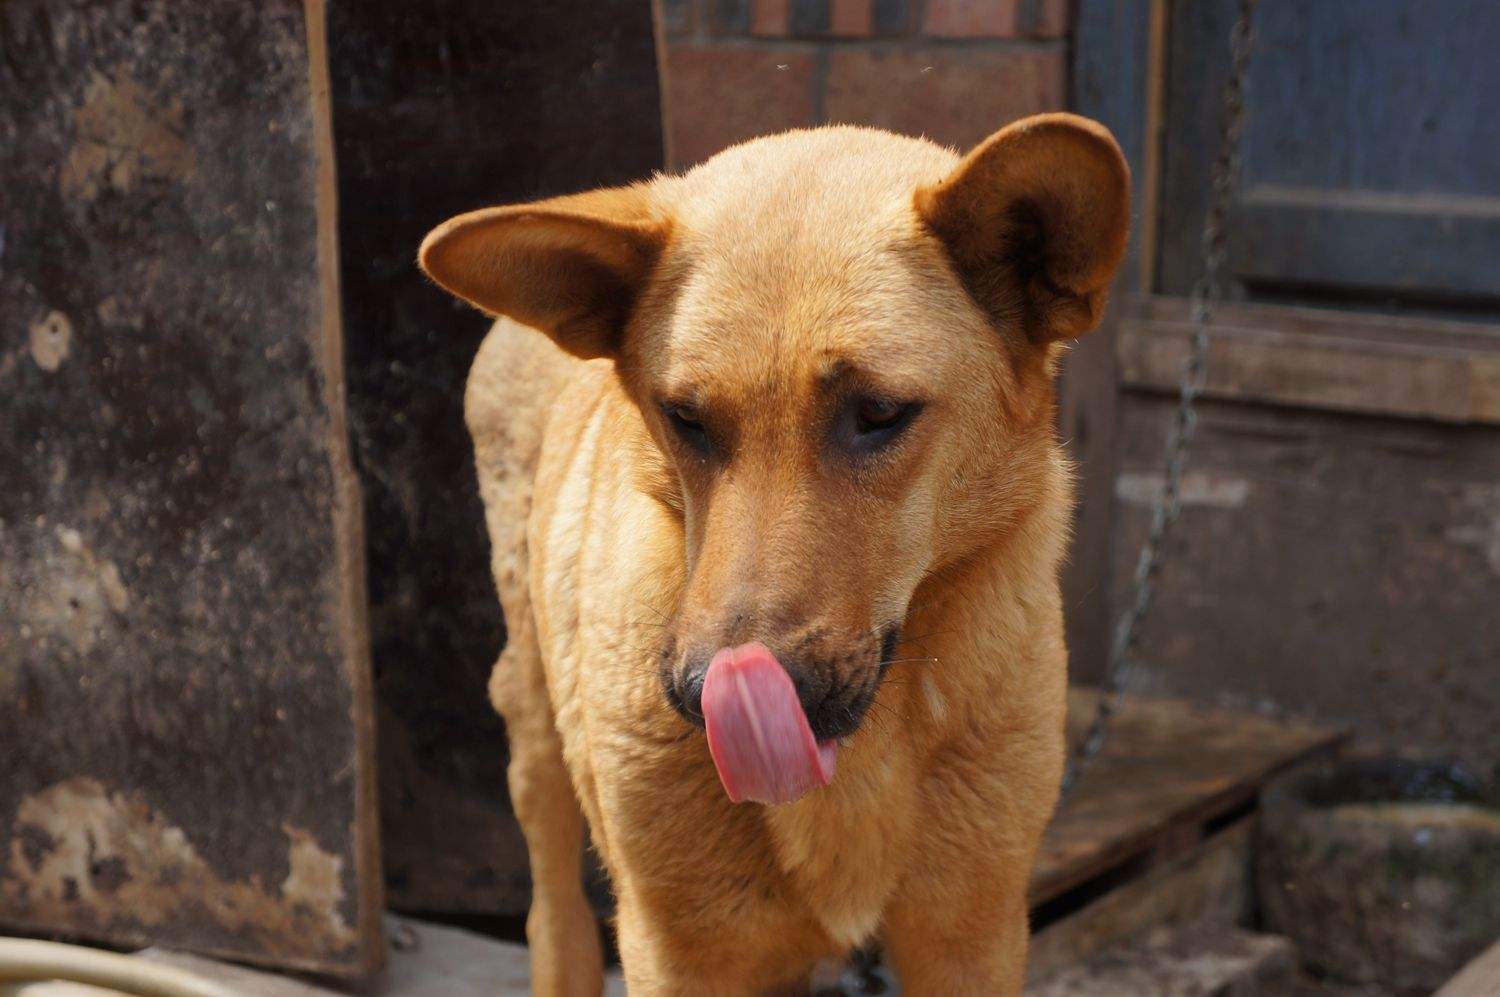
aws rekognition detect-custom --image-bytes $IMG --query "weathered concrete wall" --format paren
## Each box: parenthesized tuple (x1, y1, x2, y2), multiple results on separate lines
(1112, 395, 1500, 773)
(0, 0, 380, 975)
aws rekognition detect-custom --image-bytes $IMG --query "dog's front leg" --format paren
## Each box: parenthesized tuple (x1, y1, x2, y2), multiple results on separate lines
(613, 892, 816, 997)
(880, 865, 1032, 995)
(612, 904, 748, 997)
(490, 619, 604, 997)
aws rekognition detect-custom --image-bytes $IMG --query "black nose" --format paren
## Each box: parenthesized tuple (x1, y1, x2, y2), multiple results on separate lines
(661, 639, 891, 742)
(664, 650, 710, 728)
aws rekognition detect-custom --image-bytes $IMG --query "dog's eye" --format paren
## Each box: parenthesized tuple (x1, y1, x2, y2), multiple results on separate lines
(856, 398, 904, 433)
(846, 397, 922, 455)
(664, 404, 711, 454)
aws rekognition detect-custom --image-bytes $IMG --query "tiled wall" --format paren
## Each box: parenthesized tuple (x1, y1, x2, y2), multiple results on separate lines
(659, 0, 1071, 167)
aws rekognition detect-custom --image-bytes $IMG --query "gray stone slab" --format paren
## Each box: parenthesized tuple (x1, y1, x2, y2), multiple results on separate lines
(1027, 926, 1295, 997)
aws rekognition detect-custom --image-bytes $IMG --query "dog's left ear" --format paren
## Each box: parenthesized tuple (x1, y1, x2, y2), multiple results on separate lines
(916, 113, 1130, 344)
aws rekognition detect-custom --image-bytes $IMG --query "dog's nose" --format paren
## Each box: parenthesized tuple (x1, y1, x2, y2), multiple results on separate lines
(786, 667, 830, 728)
(668, 650, 711, 727)
(663, 642, 880, 742)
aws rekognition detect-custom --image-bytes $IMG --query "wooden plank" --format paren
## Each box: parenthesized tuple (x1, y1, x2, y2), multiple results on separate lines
(0, 0, 379, 976)
(322, 0, 665, 915)
(1120, 296, 1500, 424)
(1131, 295, 1500, 350)
(1031, 689, 1340, 905)
(1231, 186, 1500, 300)
(1029, 820, 1252, 980)
(1436, 938, 1500, 997)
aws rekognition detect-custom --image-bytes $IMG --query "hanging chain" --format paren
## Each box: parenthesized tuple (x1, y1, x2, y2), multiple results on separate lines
(1062, 0, 1259, 796)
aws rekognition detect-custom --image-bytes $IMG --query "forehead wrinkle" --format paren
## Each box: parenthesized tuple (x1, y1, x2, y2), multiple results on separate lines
(665, 248, 885, 384)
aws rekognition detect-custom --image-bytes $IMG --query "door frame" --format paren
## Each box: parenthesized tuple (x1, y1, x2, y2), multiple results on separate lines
(1061, 0, 1163, 681)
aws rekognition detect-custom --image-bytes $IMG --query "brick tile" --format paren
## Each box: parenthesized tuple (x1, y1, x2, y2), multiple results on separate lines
(748, 0, 908, 38)
(1018, 0, 1069, 37)
(751, 0, 790, 35)
(1020, 0, 1068, 37)
(824, 47, 1066, 150)
(923, 0, 1018, 37)
(829, 0, 873, 36)
(789, 0, 831, 34)
(659, 0, 697, 36)
(923, 0, 1068, 38)
(871, 0, 913, 34)
(712, 0, 753, 34)
(662, 42, 819, 167)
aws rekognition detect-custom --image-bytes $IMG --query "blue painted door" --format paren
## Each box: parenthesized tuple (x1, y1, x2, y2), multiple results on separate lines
(1159, 0, 1500, 310)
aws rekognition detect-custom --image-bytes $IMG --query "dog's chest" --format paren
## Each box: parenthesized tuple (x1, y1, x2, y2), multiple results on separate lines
(764, 747, 918, 949)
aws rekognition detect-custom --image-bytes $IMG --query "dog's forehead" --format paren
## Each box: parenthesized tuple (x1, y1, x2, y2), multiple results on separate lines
(668, 126, 955, 256)
(647, 130, 970, 396)
(653, 250, 970, 409)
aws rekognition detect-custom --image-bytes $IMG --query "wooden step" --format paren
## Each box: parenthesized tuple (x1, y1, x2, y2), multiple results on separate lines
(1035, 688, 1342, 909)
(1029, 819, 1252, 980)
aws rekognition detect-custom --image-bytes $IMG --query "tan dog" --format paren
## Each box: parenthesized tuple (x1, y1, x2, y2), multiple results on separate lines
(419, 113, 1128, 995)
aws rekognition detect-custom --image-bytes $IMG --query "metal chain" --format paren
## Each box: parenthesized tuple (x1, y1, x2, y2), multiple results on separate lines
(1062, 0, 1259, 796)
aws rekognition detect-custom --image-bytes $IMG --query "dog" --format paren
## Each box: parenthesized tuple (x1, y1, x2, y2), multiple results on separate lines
(419, 112, 1128, 994)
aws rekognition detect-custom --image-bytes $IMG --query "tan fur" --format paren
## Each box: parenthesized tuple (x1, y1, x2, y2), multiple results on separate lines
(422, 113, 1129, 995)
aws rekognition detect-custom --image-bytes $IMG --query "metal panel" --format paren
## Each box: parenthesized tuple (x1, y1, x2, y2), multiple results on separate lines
(325, 0, 665, 914)
(0, 0, 380, 976)
(1230, 187, 1500, 301)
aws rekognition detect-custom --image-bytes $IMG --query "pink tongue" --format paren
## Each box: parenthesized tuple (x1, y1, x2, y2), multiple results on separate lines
(701, 643, 837, 805)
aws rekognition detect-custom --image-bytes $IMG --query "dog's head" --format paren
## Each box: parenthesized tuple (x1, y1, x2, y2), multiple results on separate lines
(422, 115, 1127, 746)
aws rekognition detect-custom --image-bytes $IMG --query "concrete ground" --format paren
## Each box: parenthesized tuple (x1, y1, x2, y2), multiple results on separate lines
(3, 914, 624, 997)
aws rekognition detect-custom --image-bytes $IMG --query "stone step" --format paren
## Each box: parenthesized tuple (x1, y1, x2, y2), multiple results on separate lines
(1027, 925, 1295, 997)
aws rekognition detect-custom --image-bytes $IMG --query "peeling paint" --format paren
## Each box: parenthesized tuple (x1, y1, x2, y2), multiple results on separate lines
(96, 295, 145, 330)
(28, 311, 72, 372)
(51, 527, 132, 614)
(1445, 483, 1500, 575)
(1116, 470, 1253, 510)
(18, 525, 132, 655)
(60, 72, 195, 203)
(1, 779, 356, 957)
(280, 825, 351, 945)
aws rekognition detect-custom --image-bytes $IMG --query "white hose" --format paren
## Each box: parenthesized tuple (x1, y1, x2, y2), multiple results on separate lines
(0, 939, 237, 997)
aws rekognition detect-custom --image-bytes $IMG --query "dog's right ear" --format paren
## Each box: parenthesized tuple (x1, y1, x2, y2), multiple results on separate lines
(418, 184, 669, 360)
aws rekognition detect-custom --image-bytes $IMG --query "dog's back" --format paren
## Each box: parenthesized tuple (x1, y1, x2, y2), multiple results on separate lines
(466, 316, 574, 624)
